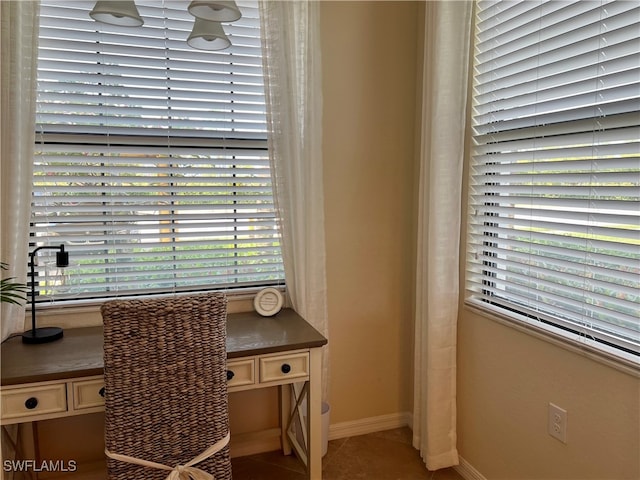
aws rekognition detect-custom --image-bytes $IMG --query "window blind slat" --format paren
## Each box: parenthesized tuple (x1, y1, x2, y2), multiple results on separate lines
(468, 222, 640, 256)
(474, 114, 639, 147)
(474, 97, 639, 134)
(38, 112, 266, 129)
(35, 124, 269, 139)
(476, 3, 637, 64)
(473, 146, 639, 169)
(37, 85, 267, 106)
(475, 29, 638, 87)
(470, 242, 640, 284)
(475, 66, 640, 117)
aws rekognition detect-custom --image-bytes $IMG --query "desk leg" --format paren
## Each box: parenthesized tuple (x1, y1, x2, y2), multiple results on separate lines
(1, 423, 37, 480)
(307, 347, 322, 480)
(279, 384, 292, 455)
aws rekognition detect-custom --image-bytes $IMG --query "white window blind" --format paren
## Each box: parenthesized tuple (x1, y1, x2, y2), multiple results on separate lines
(466, 0, 640, 363)
(32, 0, 284, 302)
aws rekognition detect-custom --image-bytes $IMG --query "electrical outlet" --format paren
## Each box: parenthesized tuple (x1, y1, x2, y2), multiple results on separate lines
(548, 402, 568, 443)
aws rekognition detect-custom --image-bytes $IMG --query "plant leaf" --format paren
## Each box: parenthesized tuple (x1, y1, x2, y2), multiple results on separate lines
(1, 273, 28, 305)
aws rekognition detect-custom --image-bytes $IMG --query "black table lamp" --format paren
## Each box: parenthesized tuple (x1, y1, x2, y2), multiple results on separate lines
(22, 244, 69, 344)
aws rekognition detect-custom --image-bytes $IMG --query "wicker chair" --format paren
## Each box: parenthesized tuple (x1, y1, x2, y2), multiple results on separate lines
(101, 293, 232, 480)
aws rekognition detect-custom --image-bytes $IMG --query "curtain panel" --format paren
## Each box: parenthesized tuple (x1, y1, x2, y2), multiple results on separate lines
(1, 0, 40, 342)
(258, 0, 329, 399)
(413, 0, 472, 471)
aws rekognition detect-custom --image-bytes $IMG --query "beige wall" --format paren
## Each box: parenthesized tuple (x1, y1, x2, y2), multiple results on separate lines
(457, 309, 640, 479)
(321, 0, 419, 423)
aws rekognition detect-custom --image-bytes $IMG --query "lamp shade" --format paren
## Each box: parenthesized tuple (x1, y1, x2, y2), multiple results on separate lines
(188, 0, 241, 23)
(89, 1, 143, 27)
(187, 19, 231, 51)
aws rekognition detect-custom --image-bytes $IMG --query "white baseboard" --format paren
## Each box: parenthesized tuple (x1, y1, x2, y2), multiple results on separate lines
(455, 456, 487, 480)
(328, 411, 411, 440)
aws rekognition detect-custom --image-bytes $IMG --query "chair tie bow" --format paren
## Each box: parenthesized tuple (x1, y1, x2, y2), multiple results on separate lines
(165, 464, 213, 480)
(105, 431, 230, 480)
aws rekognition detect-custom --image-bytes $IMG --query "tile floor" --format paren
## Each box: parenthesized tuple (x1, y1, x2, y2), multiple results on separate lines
(231, 427, 465, 480)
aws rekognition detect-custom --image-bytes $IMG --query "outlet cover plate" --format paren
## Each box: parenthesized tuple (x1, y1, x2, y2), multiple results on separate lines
(548, 402, 568, 443)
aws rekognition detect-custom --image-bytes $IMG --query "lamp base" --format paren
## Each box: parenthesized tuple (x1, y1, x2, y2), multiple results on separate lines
(22, 327, 64, 344)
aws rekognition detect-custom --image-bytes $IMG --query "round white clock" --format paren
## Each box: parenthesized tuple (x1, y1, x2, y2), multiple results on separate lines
(253, 287, 284, 317)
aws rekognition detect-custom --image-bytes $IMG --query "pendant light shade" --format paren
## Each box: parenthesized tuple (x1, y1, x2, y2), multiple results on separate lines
(188, 0, 242, 23)
(90, 1, 143, 27)
(187, 19, 231, 50)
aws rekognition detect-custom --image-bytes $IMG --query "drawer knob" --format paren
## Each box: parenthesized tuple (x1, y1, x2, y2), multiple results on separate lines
(281, 363, 291, 374)
(99, 387, 106, 398)
(226, 370, 235, 381)
(25, 397, 39, 410)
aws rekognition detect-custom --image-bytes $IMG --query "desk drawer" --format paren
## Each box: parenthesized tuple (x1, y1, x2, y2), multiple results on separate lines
(226, 359, 255, 388)
(1, 384, 67, 421)
(72, 378, 105, 410)
(259, 352, 309, 384)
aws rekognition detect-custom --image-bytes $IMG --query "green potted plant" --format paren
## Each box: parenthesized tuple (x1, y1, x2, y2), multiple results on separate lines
(1, 262, 27, 305)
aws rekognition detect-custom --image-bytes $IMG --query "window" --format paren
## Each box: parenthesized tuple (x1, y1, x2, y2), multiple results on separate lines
(31, 1, 284, 302)
(466, 0, 639, 363)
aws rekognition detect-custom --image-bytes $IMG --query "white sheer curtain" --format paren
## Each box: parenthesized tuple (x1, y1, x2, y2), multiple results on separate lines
(258, 1, 329, 398)
(1, 1, 40, 342)
(413, 1, 472, 471)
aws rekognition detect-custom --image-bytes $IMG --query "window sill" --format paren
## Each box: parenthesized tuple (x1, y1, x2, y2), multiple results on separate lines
(24, 287, 288, 331)
(462, 300, 640, 379)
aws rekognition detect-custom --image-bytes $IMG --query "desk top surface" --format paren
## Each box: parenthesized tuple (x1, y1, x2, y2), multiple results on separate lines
(1, 308, 327, 386)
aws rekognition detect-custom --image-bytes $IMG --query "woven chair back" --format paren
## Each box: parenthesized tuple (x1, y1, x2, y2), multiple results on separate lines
(102, 292, 232, 480)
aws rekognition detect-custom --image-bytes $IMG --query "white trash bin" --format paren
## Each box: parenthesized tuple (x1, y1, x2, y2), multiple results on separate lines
(321, 402, 330, 457)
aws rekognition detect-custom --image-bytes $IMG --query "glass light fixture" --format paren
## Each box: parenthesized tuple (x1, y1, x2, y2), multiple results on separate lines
(22, 244, 69, 344)
(187, 19, 231, 51)
(188, 0, 241, 23)
(44, 259, 79, 296)
(89, 1, 144, 27)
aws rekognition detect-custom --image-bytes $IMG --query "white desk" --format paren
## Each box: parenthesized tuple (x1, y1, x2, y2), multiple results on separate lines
(1, 309, 327, 479)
